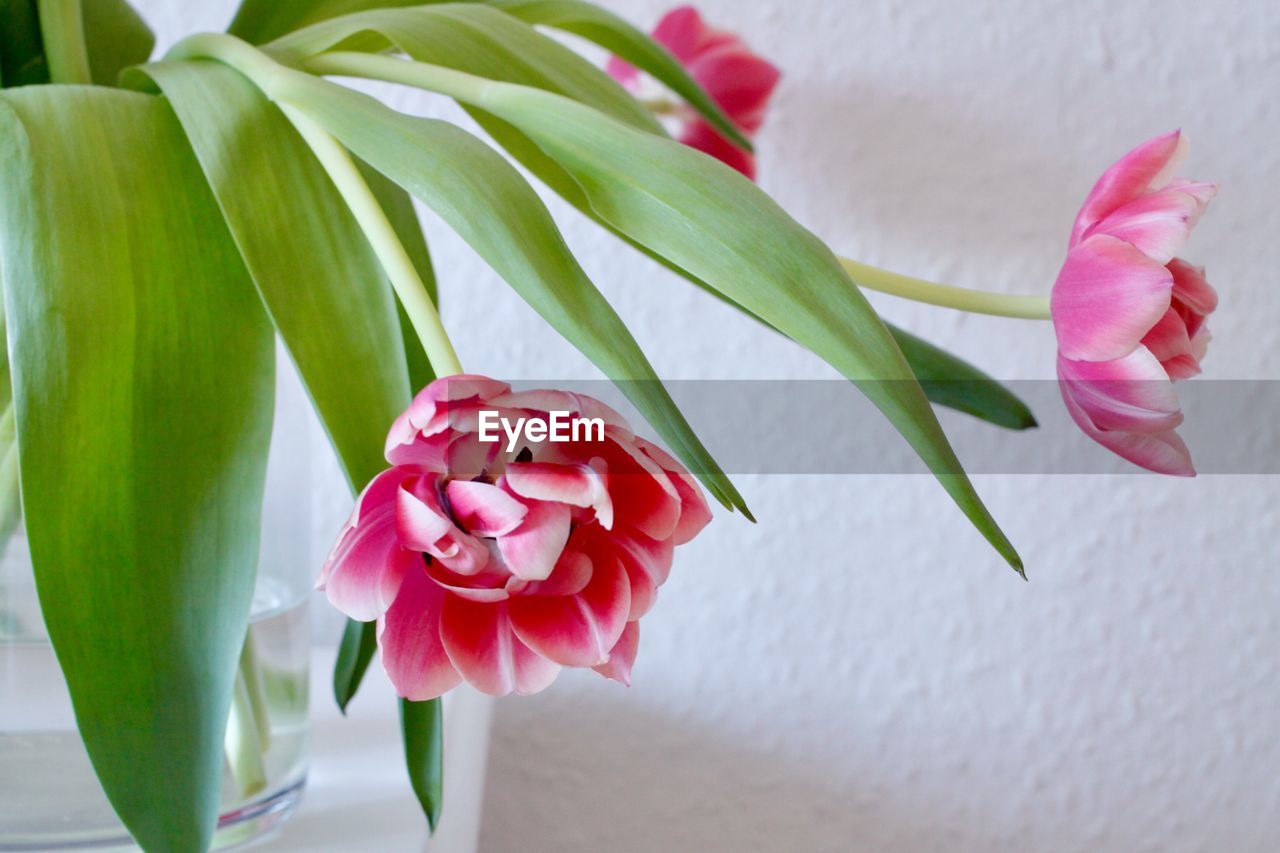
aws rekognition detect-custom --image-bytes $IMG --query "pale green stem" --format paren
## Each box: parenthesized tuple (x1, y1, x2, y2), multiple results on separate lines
(37, 0, 93, 85)
(238, 634, 272, 753)
(299, 52, 1054, 323)
(839, 257, 1052, 320)
(225, 666, 268, 799)
(165, 34, 464, 377)
(279, 105, 464, 376)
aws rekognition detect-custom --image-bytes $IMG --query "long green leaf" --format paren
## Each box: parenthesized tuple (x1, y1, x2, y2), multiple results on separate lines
(132, 59, 411, 491)
(488, 0, 753, 151)
(400, 697, 445, 832)
(156, 38, 748, 515)
(333, 618, 379, 714)
(267, 4, 662, 134)
(0, 0, 48, 86)
(267, 9, 1032, 431)
(305, 56, 1021, 569)
(228, 0, 433, 44)
(0, 86, 275, 850)
(83, 0, 155, 85)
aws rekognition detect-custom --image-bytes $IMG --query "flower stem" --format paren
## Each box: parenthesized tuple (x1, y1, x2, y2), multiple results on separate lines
(225, 659, 268, 798)
(279, 105, 463, 376)
(36, 0, 93, 85)
(838, 256, 1052, 320)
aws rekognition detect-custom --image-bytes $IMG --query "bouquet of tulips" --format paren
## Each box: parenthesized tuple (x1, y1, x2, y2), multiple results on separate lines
(0, 1, 1216, 850)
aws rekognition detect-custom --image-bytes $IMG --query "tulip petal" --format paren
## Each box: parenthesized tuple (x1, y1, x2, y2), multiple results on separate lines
(1051, 234, 1173, 362)
(378, 567, 463, 701)
(1059, 373, 1195, 476)
(686, 46, 780, 132)
(509, 553, 631, 667)
(495, 498, 571, 581)
(445, 480, 527, 537)
(396, 479, 489, 575)
(651, 5, 736, 64)
(1141, 307, 1201, 379)
(593, 621, 640, 686)
(320, 468, 414, 622)
(439, 597, 559, 696)
(518, 548, 593, 597)
(677, 120, 756, 179)
(1087, 187, 1204, 265)
(636, 438, 713, 544)
(1057, 349, 1182, 434)
(1169, 258, 1218, 321)
(1070, 130, 1186, 245)
(505, 460, 613, 529)
(613, 534, 675, 619)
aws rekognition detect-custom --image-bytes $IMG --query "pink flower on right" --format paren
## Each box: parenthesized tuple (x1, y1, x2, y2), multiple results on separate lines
(1051, 130, 1218, 475)
(608, 5, 779, 179)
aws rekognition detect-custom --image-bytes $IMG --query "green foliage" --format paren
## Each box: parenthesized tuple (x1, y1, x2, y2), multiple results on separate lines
(0, 85, 275, 851)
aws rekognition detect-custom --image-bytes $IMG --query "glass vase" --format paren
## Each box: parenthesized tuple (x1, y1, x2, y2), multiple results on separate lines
(0, 357, 313, 851)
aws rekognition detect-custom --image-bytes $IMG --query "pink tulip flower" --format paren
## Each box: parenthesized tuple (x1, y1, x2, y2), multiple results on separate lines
(1051, 131, 1218, 475)
(319, 376, 712, 699)
(608, 5, 779, 179)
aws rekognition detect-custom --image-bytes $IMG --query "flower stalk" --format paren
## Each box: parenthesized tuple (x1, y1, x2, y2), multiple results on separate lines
(838, 257, 1052, 320)
(36, 0, 93, 85)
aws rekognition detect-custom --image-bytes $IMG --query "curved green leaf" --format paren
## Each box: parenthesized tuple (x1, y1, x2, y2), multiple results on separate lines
(400, 697, 444, 832)
(0, 0, 48, 86)
(132, 59, 411, 491)
(304, 55, 1020, 569)
(488, 0, 753, 151)
(83, 0, 155, 85)
(333, 618, 379, 714)
(0, 85, 275, 850)
(228, 0, 428, 44)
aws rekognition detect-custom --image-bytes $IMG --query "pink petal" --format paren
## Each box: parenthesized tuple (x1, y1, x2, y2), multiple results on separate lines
(613, 534, 675, 620)
(1168, 258, 1218, 331)
(1059, 372, 1195, 476)
(439, 596, 560, 697)
(651, 6, 736, 65)
(677, 120, 757, 179)
(1057, 348, 1182, 434)
(518, 548, 593, 598)
(593, 621, 640, 686)
(395, 478, 489, 575)
(445, 480, 527, 537)
(1141, 307, 1201, 379)
(635, 439, 713, 545)
(495, 498, 571, 581)
(1070, 130, 1186, 246)
(505, 460, 614, 529)
(425, 557, 511, 604)
(508, 552, 631, 668)
(602, 439, 682, 541)
(319, 468, 415, 622)
(384, 375, 510, 457)
(605, 54, 640, 87)
(377, 566, 463, 701)
(487, 389, 633, 434)
(686, 46, 780, 132)
(1051, 233, 1173, 362)
(1086, 187, 1204, 265)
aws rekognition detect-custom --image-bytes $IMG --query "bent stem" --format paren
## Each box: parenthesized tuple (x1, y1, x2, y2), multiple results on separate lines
(838, 257, 1052, 320)
(279, 105, 463, 377)
(225, 642, 268, 798)
(36, 0, 93, 85)
(298, 52, 1051, 324)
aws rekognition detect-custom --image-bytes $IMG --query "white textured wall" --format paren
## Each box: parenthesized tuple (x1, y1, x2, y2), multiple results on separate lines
(140, 1, 1280, 850)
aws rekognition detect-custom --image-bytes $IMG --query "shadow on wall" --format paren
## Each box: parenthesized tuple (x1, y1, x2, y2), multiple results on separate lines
(480, 692, 1021, 853)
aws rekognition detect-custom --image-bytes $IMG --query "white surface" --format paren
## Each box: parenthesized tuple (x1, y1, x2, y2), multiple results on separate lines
(262, 646, 492, 853)
(131, 1, 1280, 850)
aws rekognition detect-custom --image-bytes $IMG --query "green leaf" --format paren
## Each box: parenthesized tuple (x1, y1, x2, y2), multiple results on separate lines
(132, 59, 411, 492)
(0, 0, 49, 87)
(306, 58, 1018, 568)
(267, 4, 663, 134)
(82, 0, 155, 85)
(488, 0, 753, 151)
(0, 85, 275, 850)
(333, 618, 379, 714)
(400, 697, 444, 832)
(210, 52, 748, 515)
(228, 0, 432, 44)
(887, 325, 1036, 431)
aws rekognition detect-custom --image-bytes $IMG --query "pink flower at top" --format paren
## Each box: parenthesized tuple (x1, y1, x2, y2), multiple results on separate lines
(318, 376, 712, 699)
(1051, 131, 1218, 475)
(608, 5, 780, 179)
